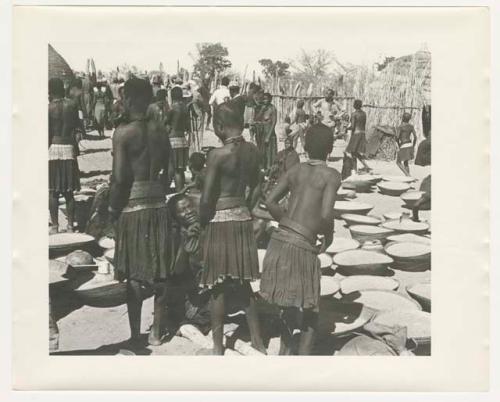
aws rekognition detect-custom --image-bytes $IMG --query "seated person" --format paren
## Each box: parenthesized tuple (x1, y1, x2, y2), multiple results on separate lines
(412, 175, 431, 222)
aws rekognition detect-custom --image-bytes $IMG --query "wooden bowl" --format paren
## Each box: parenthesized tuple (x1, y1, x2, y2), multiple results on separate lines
(400, 191, 425, 208)
(373, 309, 431, 346)
(385, 242, 431, 271)
(341, 214, 382, 227)
(340, 276, 399, 295)
(348, 225, 394, 243)
(382, 219, 430, 235)
(334, 201, 373, 218)
(377, 181, 411, 196)
(383, 211, 404, 221)
(406, 283, 431, 312)
(320, 276, 340, 297)
(382, 175, 416, 183)
(333, 249, 393, 275)
(343, 290, 421, 312)
(325, 237, 360, 255)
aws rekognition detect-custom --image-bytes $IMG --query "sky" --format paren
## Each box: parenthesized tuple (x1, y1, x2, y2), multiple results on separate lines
(51, 7, 428, 77)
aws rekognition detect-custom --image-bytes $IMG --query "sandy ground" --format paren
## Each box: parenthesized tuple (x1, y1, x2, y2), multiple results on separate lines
(51, 127, 431, 356)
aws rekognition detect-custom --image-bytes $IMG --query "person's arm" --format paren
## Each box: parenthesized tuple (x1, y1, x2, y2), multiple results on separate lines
(265, 168, 293, 222)
(208, 90, 216, 106)
(411, 125, 417, 147)
(319, 171, 341, 252)
(348, 112, 356, 132)
(108, 129, 131, 221)
(265, 106, 278, 143)
(247, 160, 262, 210)
(199, 150, 220, 227)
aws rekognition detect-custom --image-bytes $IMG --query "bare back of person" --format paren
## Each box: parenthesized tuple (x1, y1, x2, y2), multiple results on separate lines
(210, 140, 260, 200)
(284, 163, 341, 240)
(49, 98, 79, 145)
(114, 119, 170, 185)
(352, 109, 366, 133)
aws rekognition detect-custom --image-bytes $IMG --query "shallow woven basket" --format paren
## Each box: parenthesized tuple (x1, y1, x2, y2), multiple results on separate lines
(326, 237, 360, 255)
(382, 220, 430, 235)
(382, 175, 416, 183)
(400, 191, 425, 208)
(377, 181, 411, 196)
(75, 281, 128, 308)
(334, 201, 373, 218)
(349, 225, 394, 244)
(340, 275, 400, 295)
(333, 249, 394, 275)
(343, 289, 422, 312)
(341, 214, 382, 227)
(373, 309, 431, 348)
(384, 241, 431, 272)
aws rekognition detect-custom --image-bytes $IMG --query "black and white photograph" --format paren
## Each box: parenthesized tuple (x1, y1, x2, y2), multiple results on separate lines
(47, 16, 432, 357)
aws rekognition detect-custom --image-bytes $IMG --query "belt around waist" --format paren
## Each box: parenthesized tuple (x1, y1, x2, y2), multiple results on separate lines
(215, 197, 246, 211)
(279, 217, 316, 245)
(129, 181, 165, 200)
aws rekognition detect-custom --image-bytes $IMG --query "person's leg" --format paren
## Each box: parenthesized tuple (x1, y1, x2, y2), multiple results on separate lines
(210, 284, 225, 355)
(279, 307, 297, 355)
(49, 191, 60, 234)
(298, 309, 318, 355)
(241, 282, 267, 354)
(63, 191, 75, 232)
(396, 156, 410, 176)
(174, 169, 186, 192)
(127, 279, 143, 347)
(148, 281, 168, 346)
(404, 160, 410, 176)
(356, 153, 372, 172)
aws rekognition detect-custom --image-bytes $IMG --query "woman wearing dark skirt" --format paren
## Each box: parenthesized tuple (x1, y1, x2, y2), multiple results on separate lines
(200, 102, 266, 355)
(48, 78, 81, 234)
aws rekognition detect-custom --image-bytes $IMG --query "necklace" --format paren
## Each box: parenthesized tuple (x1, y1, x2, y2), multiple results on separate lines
(307, 159, 327, 166)
(223, 135, 244, 145)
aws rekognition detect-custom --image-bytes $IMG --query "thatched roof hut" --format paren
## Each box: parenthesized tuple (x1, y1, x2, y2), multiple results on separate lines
(48, 44, 74, 81)
(362, 50, 431, 142)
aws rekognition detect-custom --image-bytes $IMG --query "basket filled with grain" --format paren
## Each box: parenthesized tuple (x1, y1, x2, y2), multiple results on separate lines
(325, 237, 360, 255)
(333, 249, 394, 275)
(400, 191, 425, 208)
(384, 242, 431, 271)
(342, 289, 421, 312)
(382, 219, 429, 235)
(382, 175, 416, 183)
(372, 310, 431, 355)
(340, 276, 399, 295)
(318, 253, 333, 270)
(348, 225, 394, 243)
(386, 233, 431, 245)
(341, 214, 382, 227)
(320, 276, 341, 297)
(334, 201, 373, 218)
(377, 181, 411, 196)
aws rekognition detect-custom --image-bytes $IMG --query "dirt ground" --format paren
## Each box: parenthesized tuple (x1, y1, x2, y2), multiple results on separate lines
(51, 127, 431, 356)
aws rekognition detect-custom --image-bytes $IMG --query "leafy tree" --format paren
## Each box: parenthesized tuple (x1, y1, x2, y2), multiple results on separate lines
(192, 42, 232, 83)
(259, 59, 290, 79)
(291, 49, 332, 84)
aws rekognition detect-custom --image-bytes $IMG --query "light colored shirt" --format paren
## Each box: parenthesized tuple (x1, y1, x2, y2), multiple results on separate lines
(209, 86, 230, 106)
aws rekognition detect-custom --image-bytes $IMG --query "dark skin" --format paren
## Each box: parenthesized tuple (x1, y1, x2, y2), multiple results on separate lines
(199, 120, 266, 355)
(109, 97, 173, 348)
(48, 93, 80, 233)
(265, 148, 341, 355)
(396, 119, 417, 177)
(347, 106, 371, 172)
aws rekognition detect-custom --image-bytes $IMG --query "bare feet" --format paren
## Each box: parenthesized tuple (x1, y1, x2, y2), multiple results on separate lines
(147, 332, 163, 346)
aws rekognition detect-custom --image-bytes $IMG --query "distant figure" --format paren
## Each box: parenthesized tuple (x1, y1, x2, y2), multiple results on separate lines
(209, 76, 231, 107)
(48, 78, 81, 234)
(199, 102, 266, 355)
(290, 99, 308, 152)
(110, 85, 126, 128)
(346, 99, 371, 173)
(313, 89, 340, 131)
(166, 86, 190, 191)
(396, 112, 417, 176)
(254, 92, 277, 171)
(109, 78, 173, 348)
(92, 81, 113, 136)
(260, 123, 341, 355)
(146, 88, 170, 125)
